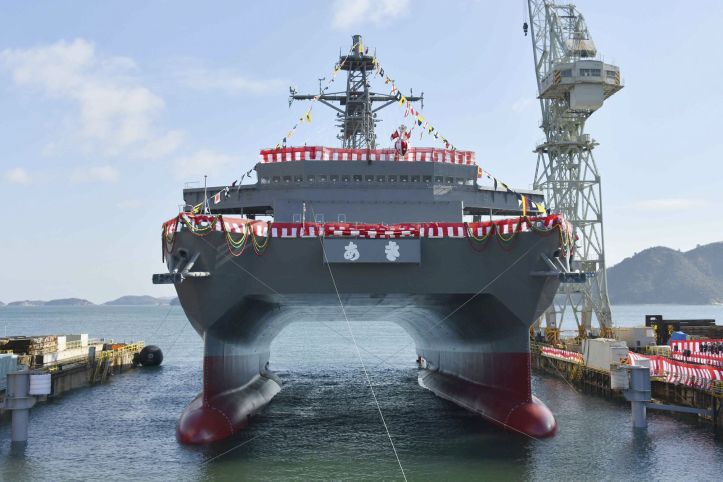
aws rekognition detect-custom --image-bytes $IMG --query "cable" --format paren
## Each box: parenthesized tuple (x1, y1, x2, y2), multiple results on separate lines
(317, 234, 408, 482)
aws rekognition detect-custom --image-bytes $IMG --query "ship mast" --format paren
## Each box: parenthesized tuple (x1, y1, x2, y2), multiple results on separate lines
(290, 34, 423, 149)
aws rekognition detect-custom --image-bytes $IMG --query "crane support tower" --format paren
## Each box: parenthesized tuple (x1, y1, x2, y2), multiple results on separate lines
(526, 1, 622, 337)
(290, 34, 423, 149)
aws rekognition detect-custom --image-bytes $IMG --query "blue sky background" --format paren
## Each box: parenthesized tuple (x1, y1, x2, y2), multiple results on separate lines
(1, 0, 722, 303)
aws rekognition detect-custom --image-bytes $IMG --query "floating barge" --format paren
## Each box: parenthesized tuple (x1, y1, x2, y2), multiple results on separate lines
(0, 334, 145, 411)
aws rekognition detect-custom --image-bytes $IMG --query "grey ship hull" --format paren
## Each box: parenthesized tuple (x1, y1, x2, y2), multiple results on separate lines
(169, 229, 561, 444)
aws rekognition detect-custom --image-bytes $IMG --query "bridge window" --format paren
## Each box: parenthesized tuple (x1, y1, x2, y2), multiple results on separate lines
(389, 175, 397, 182)
(319, 175, 327, 182)
(330, 175, 339, 183)
(423, 175, 432, 183)
(456, 178, 464, 185)
(561, 69, 572, 77)
(314, 214, 324, 223)
(283, 176, 292, 183)
(365, 175, 374, 182)
(434, 176, 443, 183)
(272, 176, 281, 183)
(410, 175, 420, 183)
(260, 176, 270, 184)
(292, 214, 301, 223)
(400, 175, 409, 182)
(352, 175, 362, 183)
(445, 177, 454, 184)
(606, 70, 617, 79)
(376, 175, 385, 182)
(342, 175, 351, 182)
(294, 175, 303, 183)
(307, 175, 315, 183)
(337, 214, 346, 222)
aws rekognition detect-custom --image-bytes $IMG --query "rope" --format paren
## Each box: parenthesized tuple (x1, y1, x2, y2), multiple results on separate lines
(200, 434, 263, 465)
(306, 202, 407, 479)
(316, 232, 408, 481)
(371, 236, 547, 370)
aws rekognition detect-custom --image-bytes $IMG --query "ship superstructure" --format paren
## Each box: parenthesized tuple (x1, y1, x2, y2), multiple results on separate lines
(154, 35, 577, 444)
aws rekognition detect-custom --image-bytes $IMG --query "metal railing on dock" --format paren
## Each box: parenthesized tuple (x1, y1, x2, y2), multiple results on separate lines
(89, 342, 145, 384)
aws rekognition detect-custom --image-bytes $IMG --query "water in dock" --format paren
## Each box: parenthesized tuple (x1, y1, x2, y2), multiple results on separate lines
(1, 305, 722, 480)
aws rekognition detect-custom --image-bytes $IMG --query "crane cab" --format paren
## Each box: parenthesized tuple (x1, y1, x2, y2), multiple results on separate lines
(538, 60, 622, 112)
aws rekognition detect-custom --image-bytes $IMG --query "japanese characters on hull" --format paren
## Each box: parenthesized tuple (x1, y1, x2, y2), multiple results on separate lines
(323, 239, 421, 264)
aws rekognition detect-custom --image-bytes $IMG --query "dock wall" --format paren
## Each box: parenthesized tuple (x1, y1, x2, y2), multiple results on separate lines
(531, 343, 723, 427)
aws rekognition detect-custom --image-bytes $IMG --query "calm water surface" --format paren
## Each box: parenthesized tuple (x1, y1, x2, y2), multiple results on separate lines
(0, 305, 722, 481)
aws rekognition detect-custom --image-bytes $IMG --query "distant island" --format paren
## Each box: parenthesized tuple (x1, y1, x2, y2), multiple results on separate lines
(607, 241, 723, 305)
(6, 298, 93, 307)
(103, 295, 174, 306)
(1, 296, 178, 307)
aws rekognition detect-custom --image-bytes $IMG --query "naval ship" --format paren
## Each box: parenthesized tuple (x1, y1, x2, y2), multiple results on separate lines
(154, 36, 578, 444)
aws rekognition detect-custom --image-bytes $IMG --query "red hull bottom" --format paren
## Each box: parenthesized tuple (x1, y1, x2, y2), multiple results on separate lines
(177, 373, 281, 445)
(417, 354, 557, 438)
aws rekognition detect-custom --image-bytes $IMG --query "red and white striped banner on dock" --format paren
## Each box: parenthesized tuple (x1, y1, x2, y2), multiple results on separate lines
(258, 146, 476, 166)
(628, 352, 723, 389)
(541, 346, 584, 364)
(669, 339, 723, 368)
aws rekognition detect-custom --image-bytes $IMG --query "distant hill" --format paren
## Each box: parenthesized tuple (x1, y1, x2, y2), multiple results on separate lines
(6, 298, 93, 306)
(103, 295, 170, 306)
(170, 297, 181, 305)
(0, 301, 4, 307)
(45, 298, 94, 306)
(7, 300, 46, 307)
(607, 242, 723, 304)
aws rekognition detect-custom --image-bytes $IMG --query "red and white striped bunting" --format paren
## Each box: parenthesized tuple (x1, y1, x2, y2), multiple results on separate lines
(258, 146, 475, 166)
(169, 213, 565, 239)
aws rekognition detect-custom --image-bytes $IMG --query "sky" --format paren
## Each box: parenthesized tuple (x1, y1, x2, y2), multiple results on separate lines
(1, 0, 722, 303)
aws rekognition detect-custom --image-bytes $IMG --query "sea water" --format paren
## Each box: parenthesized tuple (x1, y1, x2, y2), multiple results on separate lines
(0, 305, 722, 481)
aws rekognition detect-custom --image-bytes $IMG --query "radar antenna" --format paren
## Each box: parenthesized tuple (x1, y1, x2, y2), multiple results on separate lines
(289, 34, 422, 149)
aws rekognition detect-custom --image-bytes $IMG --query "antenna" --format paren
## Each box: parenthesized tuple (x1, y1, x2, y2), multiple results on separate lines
(289, 35, 423, 149)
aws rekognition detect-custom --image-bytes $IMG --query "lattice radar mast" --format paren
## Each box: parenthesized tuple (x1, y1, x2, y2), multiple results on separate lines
(289, 34, 422, 149)
(526, 1, 622, 337)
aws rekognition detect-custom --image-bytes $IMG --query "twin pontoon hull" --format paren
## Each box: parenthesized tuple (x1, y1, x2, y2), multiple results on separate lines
(168, 229, 561, 443)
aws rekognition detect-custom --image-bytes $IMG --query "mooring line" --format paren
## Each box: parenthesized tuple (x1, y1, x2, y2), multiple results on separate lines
(371, 237, 546, 370)
(195, 233, 397, 368)
(200, 433, 263, 465)
(316, 232, 408, 482)
(151, 303, 177, 336)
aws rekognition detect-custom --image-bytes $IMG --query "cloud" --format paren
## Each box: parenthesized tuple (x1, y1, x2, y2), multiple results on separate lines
(71, 165, 120, 183)
(632, 198, 705, 211)
(332, 0, 410, 30)
(136, 130, 185, 159)
(175, 64, 286, 95)
(4, 167, 30, 184)
(0, 38, 181, 158)
(173, 149, 237, 180)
